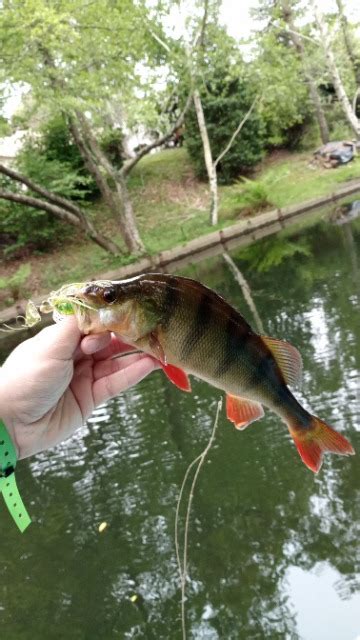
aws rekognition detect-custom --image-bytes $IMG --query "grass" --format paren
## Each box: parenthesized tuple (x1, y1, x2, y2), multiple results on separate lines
(1, 147, 360, 310)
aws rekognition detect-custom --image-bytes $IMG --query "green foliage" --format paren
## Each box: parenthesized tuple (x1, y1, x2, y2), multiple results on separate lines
(239, 236, 311, 272)
(0, 116, 90, 256)
(186, 74, 265, 184)
(100, 129, 124, 170)
(0, 0, 167, 129)
(0, 173, 72, 256)
(0, 263, 31, 301)
(251, 30, 312, 148)
(0, 116, 10, 137)
(17, 116, 98, 200)
(232, 177, 275, 211)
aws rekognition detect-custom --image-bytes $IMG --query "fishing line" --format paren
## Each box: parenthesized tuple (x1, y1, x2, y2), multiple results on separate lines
(175, 398, 222, 640)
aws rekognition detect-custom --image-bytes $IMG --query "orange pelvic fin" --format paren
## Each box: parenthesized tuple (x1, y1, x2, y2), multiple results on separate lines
(289, 415, 355, 473)
(161, 363, 192, 392)
(226, 394, 264, 430)
(262, 336, 302, 387)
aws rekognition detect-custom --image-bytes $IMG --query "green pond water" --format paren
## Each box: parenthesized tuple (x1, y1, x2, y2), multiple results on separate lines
(0, 216, 359, 639)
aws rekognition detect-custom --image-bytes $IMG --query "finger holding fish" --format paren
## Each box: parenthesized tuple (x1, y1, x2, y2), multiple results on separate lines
(92, 354, 160, 405)
(93, 351, 159, 381)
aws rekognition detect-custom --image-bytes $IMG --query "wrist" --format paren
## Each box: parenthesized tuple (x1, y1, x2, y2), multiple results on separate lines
(0, 419, 31, 532)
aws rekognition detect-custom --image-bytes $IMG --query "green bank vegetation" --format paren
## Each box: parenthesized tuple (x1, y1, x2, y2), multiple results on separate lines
(1, 0, 360, 308)
(1, 146, 359, 308)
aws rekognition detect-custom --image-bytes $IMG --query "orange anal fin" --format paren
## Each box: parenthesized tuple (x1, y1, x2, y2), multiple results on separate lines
(289, 416, 355, 473)
(161, 363, 192, 392)
(226, 394, 264, 430)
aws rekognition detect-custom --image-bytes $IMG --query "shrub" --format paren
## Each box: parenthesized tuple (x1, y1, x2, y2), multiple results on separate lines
(235, 177, 274, 211)
(0, 263, 31, 301)
(0, 173, 73, 257)
(185, 75, 265, 184)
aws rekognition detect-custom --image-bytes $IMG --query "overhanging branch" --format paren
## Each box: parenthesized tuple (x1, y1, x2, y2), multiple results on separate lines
(0, 190, 81, 226)
(0, 162, 84, 219)
(121, 92, 193, 176)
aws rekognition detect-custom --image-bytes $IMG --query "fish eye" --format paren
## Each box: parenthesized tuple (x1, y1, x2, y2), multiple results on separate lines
(103, 287, 117, 303)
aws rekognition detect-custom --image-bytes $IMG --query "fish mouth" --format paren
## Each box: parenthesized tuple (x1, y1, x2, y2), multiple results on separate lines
(40, 282, 102, 315)
(39, 281, 119, 330)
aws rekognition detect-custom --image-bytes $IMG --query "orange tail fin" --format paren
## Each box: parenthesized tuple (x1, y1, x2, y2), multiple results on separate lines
(289, 416, 354, 473)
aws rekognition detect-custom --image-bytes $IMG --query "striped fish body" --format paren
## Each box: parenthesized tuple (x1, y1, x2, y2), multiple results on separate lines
(136, 275, 292, 409)
(71, 273, 354, 473)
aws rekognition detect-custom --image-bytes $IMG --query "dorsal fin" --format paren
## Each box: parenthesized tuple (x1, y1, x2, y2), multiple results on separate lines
(262, 336, 302, 387)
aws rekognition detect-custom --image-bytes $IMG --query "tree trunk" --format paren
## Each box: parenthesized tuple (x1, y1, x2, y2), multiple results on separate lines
(336, 0, 360, 87)
(281, 0, 329, 144)
(312, 0, 360, 138)
(69, 115, 144, 255)
(115, 173, 145, 253)
(37, 45, 144, 255)
(193, 89, 218, 225)
(222, 252, 264, 333)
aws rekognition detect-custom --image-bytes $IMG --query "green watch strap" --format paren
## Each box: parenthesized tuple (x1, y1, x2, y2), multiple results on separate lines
(0, 420, 31, 532)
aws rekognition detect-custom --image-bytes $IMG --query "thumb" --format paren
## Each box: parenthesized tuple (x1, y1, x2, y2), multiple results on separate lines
(32, 316, 81, 361)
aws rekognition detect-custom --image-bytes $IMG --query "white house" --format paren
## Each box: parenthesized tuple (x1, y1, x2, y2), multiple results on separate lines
(0, 130, 26, 166)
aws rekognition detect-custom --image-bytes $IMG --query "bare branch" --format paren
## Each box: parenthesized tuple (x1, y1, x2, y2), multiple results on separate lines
(121, 93, 193, 176)
(284, 27, 319, 45)
(148, 28, 171, 53)
(0, 187, 121, 254)
(0, 191, 81, 226)
(0, 162, 84, 219)
(214, 95, 259, 169)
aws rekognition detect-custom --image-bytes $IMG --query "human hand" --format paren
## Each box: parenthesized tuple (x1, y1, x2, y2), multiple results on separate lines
(0, 317, 159, 459)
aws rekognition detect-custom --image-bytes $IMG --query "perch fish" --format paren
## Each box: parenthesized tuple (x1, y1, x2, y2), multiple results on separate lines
(43, 274, 354, 473)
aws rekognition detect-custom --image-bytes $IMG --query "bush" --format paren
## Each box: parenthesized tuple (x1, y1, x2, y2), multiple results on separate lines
(0, 263, 31, 301)
(0, 172, 73, 257)
(17, 116, 98, 200)
(185, 75, 265, 184)
(235, 177, 274, 211)
(0, 115, 128, 256)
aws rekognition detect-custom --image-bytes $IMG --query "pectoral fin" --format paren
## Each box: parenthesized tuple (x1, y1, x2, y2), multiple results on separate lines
(161, 363, 192, 392)
(148, 331, 167, 365)
(226, 394, 264, 430)
(147, 331, 191, 392)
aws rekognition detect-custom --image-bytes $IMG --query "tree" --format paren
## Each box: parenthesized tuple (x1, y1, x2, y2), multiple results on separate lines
(250, 0, 322, 147)
(186, 60, 263, 181)
(310, 0, 360, 138)
(0, 0, 188, 255)
(183, 7, 263, 225)
(335, 0, 360, 88)
(280, 0, 330, 143)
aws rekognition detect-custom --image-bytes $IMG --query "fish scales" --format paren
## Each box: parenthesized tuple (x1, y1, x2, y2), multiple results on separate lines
(60, 273, 354, 473)
(142, 275, 288, 408)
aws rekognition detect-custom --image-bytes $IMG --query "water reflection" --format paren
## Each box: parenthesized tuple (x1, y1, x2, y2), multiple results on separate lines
(0, 218, 359, 639)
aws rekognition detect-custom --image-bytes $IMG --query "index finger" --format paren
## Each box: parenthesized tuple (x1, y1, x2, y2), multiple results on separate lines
(82, 333, 136, 361)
